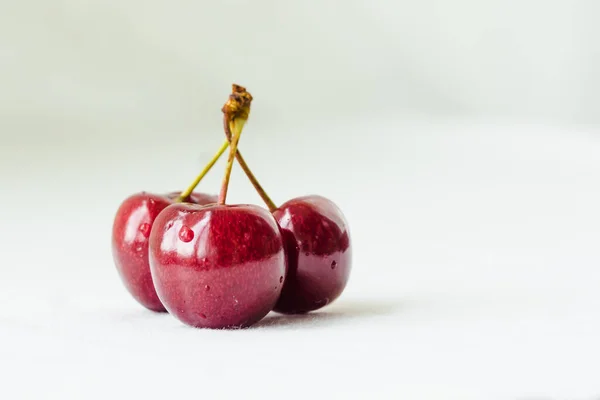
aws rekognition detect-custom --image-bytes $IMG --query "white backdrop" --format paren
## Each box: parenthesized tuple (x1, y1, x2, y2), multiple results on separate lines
(1, 0, 599, 135)
(1, 1, 600, 399)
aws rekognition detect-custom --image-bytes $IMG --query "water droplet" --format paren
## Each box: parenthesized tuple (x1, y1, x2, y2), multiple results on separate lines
(331, 260, 337, 269)
(139, 223, 151, 238)
(165, 221, 174, 230)
(279, 276, 284, 283)
(178, 225, 194, 242)
(199, 313, 207, 319)
(244, 232, 251, 241)
(304, 252, 310, 257)
(135, 245, 143, 252)
(149, 198, 155, 206)
(205, 285, 210, 291)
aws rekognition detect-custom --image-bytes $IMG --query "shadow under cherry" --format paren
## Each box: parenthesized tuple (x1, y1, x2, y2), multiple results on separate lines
(252, 298, 406, 329)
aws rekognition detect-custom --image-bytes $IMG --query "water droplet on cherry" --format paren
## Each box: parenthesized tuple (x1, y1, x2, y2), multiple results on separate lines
(304, 252, 310, 257)
(205, 285, 210, 291)
(139, 223, 151, 238)
(331, 260, 337, 269)
(165, 221, 174, 230)
(179, 226, 194, 242)
(279, 276, 284, 283)
(135, 245, 143, 252)
(199, 313, 207, 319)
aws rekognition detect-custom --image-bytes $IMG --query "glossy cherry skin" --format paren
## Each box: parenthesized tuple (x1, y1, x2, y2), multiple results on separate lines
(149, 203, 286, 329)
(112, 191, 217, 312)
(272, 195, 351, 314)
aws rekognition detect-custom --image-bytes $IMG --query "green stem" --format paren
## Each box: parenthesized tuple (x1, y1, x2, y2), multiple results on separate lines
(218, 118, 245, 205)
(176, 140, 229, 203)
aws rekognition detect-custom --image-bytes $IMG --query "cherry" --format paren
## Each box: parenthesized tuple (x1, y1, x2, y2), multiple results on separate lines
(148, 85, 286, 328)
(112, 191, 216, 312)
(148, 203, 285, 328)
(272, 195, 351, 313)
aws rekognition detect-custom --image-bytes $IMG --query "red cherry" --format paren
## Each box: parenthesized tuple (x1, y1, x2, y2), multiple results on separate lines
(273, 195, 352, 314)
(111, 191, 216, 312)
(148, 203, 285, 328)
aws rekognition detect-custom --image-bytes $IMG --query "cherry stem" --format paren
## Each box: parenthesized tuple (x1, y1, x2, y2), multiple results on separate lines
(218, 119, 245, 205)
(176, 140, 229, 203)
(222, 118, 278, 212)
(218, 85, 253, 205)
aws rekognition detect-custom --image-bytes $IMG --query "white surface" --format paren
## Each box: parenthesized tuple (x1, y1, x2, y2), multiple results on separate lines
(1, 118, 600, 399)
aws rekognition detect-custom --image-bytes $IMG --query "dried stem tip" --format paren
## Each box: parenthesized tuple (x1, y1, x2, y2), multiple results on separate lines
(222, 84, 253, 122)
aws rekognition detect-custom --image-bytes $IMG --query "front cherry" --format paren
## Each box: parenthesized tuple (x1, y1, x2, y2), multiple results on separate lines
(273, 195, 351, 314)
(112, 191, 216, 311)
(148, 203, 285, 328)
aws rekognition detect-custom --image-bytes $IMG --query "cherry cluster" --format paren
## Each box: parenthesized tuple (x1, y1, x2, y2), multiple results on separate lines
(111, 85, 352, 329)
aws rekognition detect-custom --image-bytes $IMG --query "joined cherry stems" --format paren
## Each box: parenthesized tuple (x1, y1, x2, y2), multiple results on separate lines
(221, 95, 277, 211)
(177, 84, 278, 211)
(218, 85, 252, 205)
